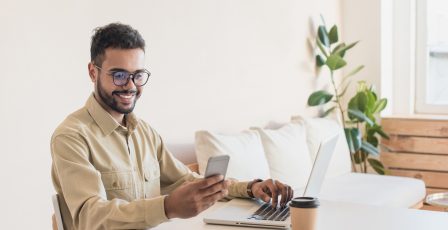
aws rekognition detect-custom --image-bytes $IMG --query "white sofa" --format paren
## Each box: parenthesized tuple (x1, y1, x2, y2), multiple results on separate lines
(194, 116, 426, 208)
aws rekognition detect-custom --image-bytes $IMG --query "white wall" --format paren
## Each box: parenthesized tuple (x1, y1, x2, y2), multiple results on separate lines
(340, 0, 382, 106)
(0, 0, 341, 229)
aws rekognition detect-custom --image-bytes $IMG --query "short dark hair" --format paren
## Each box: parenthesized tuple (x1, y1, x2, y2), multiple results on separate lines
(90, 23, 145, 66)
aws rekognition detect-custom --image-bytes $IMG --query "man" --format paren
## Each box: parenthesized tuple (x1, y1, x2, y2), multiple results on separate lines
(51, 23, 293, 230)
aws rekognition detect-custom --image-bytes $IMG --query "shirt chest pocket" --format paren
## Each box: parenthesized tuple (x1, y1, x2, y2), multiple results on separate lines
(143, 166, 161, 198)
(101, 171, 136, 201)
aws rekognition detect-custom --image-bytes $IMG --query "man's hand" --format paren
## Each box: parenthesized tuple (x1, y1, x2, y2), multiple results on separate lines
(251, 179, 293, 208)
(164, 175, 231, 219)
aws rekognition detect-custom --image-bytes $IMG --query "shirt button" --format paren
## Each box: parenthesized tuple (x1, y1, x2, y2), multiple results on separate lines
(112, 182, 118, 188)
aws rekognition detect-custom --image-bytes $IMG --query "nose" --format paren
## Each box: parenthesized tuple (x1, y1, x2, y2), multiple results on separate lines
(122, 75, 137, 89)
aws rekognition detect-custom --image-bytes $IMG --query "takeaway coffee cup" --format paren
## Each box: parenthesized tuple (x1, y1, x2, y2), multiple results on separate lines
(289, 197, 320, 230)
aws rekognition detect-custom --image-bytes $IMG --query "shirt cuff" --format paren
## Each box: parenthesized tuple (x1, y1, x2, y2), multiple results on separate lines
(228, 181, 250, 198)
(143, 195, 170, 227)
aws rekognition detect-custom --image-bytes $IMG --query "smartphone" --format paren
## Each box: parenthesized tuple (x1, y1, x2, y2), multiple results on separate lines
(204, 155, 230, 179)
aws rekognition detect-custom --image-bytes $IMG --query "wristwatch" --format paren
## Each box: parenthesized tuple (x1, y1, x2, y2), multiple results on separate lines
(247, 179, 263, 198)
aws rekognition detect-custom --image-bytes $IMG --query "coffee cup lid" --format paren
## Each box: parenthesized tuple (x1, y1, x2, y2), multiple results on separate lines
(289, 197, 319, 208)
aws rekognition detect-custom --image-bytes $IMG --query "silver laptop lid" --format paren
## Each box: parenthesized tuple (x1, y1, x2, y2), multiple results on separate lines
(303, 134, 339, 197)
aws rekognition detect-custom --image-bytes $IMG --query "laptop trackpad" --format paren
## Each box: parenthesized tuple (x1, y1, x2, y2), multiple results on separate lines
(206, 199, 258, 220)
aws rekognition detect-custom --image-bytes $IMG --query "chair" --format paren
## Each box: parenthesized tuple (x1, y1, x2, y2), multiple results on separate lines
(52, 194, 64, 230)
(187, 163, 199, 173)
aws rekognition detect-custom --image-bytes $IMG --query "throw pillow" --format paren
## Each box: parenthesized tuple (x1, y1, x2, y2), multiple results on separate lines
(291, 116, 352, 178)
(195, 130, 271, 181)
(253, 122, 312, 190)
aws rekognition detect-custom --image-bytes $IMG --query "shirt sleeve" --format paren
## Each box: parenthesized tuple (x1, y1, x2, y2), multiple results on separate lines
(51, 134, 169, 230)
(153, 131, 198, 195)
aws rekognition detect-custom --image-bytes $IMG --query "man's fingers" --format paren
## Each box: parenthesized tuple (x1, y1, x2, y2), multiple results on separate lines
(252, 179, 295, 208)
(195, 175, 224, 189)
(265, 181, 279, 207)
(277, 182, 292, 207)
(261, 193, 271, 203)
(277, 182, 287, 207)
(203, 188, 228, 204)
(200, 180, 229, 197)
(288, 186, 294, 202)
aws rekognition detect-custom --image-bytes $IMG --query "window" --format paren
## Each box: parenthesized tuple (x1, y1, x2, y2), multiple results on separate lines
(415, 0, 448, 114)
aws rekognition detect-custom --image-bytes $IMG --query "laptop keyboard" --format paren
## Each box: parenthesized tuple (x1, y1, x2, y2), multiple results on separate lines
(247, 203, 290, 221)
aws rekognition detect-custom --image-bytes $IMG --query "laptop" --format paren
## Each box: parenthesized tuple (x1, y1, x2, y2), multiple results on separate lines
(203, 134, 339, 229)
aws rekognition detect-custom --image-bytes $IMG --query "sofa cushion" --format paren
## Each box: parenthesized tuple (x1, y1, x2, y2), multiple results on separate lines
(318, 173, 426, 208)
(195, 130, 270, 181)
(252, 122, 312, 190)
(292, 116, 352, 178)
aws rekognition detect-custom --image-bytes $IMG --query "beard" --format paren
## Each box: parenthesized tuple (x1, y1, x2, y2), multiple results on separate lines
(97, 77, 140, 114)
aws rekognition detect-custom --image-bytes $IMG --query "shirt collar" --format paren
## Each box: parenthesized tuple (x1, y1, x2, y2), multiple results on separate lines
(86, 93, 138, 136)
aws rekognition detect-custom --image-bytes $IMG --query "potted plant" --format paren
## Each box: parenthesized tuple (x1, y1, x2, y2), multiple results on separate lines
(307, 18, 389, 174)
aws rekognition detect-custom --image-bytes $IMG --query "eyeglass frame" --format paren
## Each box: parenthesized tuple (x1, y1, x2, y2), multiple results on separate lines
(94, 64, 151, 87)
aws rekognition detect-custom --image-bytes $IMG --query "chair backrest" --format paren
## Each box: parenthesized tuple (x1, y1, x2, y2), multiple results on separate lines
(52, 194, 64, 230)
(187, 163, 199, 173)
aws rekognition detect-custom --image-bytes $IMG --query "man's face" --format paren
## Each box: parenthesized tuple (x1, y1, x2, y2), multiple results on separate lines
(91, 48, 146, 115)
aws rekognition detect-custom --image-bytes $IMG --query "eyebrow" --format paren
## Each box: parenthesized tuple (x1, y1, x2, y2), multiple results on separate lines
(109, 68, 146, 73)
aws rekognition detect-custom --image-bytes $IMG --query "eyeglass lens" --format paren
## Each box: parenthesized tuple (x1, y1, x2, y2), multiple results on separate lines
(111, 71, 150, 86)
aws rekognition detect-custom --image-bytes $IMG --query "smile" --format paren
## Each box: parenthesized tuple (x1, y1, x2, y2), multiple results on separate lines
(116, 93, 135, 99)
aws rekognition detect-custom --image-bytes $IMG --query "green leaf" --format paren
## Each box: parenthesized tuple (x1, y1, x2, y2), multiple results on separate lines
(367, 127, 376, 137)
(329, 25, 338, 44)
(368, 114, 376, 125)
(367, 135, 379, 147)
(316, 55, 325, 67)
(367, 125, 390, 139)
(351, 129, 362, 152)
(326, 54, 347, 70)
(344, 128, 354, 153)
(316, 37, 329, 58)
(347, 109, 374, 126)
(358, 81, 368, 91)
(375, 126, 390, 139)
(377, 129, 390, 140)
(334, 41, 359, 56)
(373, 98, 387, 114)
(341, 65, 364, 86)
(371, 89, 378, 101)
(348, 92, 368, 112)
(321, 106, 337, 117)
(361, 141, 379, 156)
(365, 90, 376, 116)
(318, 25, 330, 47)
(344, 128, 362, 153)
(307, 90, 334, 106)
(368, 158, 386, 175)
(332, 43, 345, 54)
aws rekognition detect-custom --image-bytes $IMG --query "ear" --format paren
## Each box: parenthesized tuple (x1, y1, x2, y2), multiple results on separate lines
(88, 62, 97, 83)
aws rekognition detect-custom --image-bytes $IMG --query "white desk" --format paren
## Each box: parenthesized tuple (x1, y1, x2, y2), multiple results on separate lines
(154, 200, 448, 230)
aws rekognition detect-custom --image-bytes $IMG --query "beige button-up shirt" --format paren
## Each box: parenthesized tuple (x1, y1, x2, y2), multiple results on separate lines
(51, 94, 250, 230)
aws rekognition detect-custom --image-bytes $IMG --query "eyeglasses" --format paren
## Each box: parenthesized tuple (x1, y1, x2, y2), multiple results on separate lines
(94, 65, 150, 87)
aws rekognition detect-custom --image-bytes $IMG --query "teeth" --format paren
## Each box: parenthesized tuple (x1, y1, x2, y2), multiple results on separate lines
(118, 94, 134, 99)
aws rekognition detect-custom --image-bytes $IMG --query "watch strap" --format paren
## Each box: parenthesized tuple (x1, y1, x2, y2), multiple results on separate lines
(247, 179, 263, 198)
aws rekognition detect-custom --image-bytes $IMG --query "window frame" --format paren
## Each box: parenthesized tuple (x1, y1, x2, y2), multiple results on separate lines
(414, 0, 448, 114)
